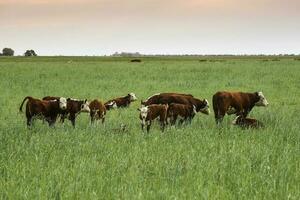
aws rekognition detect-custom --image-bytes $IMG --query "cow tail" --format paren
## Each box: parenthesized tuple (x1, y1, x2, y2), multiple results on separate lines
(19, 96, 31, 113)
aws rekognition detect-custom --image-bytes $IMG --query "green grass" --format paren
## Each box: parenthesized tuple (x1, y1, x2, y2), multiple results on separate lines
(0, 56, 300, 199)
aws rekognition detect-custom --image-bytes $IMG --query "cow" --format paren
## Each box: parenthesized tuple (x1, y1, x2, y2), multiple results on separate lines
(141, 93, 209, 115)
(42, 96, 90, 127)
(104, 93, 137, 110)
(130, 59, 141, 62)
(232, 115, 264, 129)
(212, 91, 269, 125)
(137, 104, 168, 133)
(89, 99, 106, 124)
(19, 96, 67, 127)
(167, 103, 197, 125)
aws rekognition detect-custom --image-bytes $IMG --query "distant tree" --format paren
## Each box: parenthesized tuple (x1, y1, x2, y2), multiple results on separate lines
(2, 48, 14, 56)
(24, 49, 37, 57)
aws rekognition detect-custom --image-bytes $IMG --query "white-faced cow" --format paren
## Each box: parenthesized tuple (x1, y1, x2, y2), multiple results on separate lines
(167, 103, 197, 125)
(43, 96, 90, 127)
(212, 91, 269, 124)
(89, 99, 106, 124)
(104, 93, 137, 110)
(137, 104, 168, 133)
(19, 96, 67, 127)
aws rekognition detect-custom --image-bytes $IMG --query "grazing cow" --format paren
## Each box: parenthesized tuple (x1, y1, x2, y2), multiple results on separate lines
(19, 96, 67, 127)
(43, 96, 90, 127)
(89, 99, 106, 124)
(104, 93, 137, 110)
(137, 104, 168, 133)
(130, 59, 141, 62)
(212, 91, 269, 124)
(232, 116, 264, 129)
(141, 93, 209, 115)
(167, 103, 197, 125)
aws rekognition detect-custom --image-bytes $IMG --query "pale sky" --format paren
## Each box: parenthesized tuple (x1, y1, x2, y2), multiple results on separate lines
(1, 0, 299, 55)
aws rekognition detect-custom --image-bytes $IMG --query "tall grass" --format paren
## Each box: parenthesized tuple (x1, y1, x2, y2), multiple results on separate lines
(0, 57, 299, 199)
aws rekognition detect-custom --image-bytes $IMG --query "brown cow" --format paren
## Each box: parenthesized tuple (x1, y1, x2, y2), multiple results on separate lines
(212, 91, 269, 124)
(141, 93, 209, 115)
(232, 115, 264, 129)
(89, 99, 106, 124)
(167, 103, 197, 125)
(104, 93, 137, 110)
(43, 96, 90, 127)
(137, 104, 168, 133)
(19, 96, 67, 127)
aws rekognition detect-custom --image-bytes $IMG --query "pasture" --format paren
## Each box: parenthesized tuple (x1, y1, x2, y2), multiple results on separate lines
(0, 56, 300, 199)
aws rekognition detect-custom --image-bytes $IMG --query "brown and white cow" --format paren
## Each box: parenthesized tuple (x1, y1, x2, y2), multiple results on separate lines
(43, 96, 90, 127)
(232, 115, 264, 129)
(104, 93, 137, 110)
(137, 104, 168, 133)
(141, 93, 209, 115)
(89, 99, 106, 124)
(167, 103, 197, 125)
(19, 96, 67, 127)
(212, 91, 269, 124)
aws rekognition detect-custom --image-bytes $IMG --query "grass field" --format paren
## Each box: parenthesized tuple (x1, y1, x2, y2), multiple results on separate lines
(0, 56, 300, 199)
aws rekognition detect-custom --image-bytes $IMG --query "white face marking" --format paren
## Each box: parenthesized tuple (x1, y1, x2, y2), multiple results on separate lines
(59, 97, 67, 110)
(255, 91, 269, 107)
(81, 101, 91, 113)
(112, 101, 117, 108)
(139, 106, 148, 123)
(129, 93, 137, 101)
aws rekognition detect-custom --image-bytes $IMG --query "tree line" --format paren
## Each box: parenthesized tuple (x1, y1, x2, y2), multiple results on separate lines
(0, 48, 37, 56)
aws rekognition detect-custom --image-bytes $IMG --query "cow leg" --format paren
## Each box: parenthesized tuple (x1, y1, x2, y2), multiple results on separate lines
(60, 114, 66, 123)
(69, 113, 76, 127)
(160, 120, 165, 132)
(146, 121, 151, 133)
(171, 115, 177, 126)
(90, 111, 95, 124)
(27, 117, 33, 127)
(101, 117, 105, 124)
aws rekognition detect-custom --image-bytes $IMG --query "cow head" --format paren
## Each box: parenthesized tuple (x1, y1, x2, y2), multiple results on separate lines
(199, 99, 210, 115)
(255, 92, 269, 107)
(138, 106, 148, 125)
(59, 97, 67, 110)
(129, 93, 137, 101)
(80, 99, 90, 113)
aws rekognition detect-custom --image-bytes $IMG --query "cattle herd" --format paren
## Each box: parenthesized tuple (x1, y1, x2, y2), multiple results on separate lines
(19, 91, 269, 132)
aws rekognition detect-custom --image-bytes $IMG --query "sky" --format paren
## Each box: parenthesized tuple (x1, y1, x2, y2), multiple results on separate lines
(1, 0, 299, 56)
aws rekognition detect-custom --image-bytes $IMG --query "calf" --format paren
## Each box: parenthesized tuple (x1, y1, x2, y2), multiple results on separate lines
(212, 91, 269, 125)
(232, 116, 264, 129)
(43, 96, 90, 127)
(137, 104, 168, 133)
(19, 96, 67, 127)
(104, 93, 137, 110)
(167, 103, 197, 125)
(89, 99, 106, 124)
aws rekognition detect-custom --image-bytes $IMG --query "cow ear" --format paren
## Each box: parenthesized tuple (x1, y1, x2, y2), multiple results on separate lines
(85, 99, 87, 103)
(137, 108, 141, 111)
(67, 98, 70, 101)
(255, 92, 259, 96)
